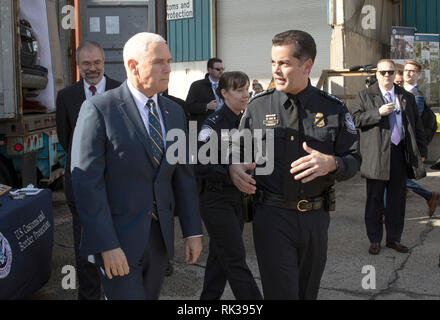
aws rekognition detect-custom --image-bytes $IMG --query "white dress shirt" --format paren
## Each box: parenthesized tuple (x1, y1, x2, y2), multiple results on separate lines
(127, 80, 167, 147)
(208, 75, 224, 110)
(84, 76, 106, 100)
(404, 83, 417, 93)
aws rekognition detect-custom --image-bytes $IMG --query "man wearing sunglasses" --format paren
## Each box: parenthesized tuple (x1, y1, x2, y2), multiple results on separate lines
(185, 58, 225, 133)
(352, 59, 427, 256)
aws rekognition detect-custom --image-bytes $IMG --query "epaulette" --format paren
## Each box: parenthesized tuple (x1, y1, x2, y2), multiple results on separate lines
(318, 90, 345, 105)
(249, 88, 275, 103)
(205, 109, 221, 126)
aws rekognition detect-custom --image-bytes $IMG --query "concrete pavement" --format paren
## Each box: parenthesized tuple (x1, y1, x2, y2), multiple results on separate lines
(29, 165, 440, 300)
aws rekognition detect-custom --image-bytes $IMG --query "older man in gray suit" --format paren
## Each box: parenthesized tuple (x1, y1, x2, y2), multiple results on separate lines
(71, 32, 202, 300)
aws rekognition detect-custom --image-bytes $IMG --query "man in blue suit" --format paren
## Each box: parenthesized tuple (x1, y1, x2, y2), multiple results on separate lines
(70, 32, 203, 300)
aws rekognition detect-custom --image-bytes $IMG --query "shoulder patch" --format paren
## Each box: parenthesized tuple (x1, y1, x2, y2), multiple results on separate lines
(249, 88, 275, 103)
(319, 90, 345, 105)
(344, 113, 357, 134)
(198, 126, 214, 142)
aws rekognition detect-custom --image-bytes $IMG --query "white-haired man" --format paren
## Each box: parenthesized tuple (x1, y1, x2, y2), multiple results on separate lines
(71, 32, 203, 299)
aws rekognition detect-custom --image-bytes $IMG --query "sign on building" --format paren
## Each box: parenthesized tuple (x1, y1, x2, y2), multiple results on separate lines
(167, 0, 193, 21)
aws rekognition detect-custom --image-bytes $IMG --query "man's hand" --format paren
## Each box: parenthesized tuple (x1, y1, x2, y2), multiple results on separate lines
(378, 102, 396, 116)
(101, 248, 130, 279)
(207, 100, 218, 111)
(290, 142, 337, 183)
(229, 163, 257, 194)
(185, 237, 202, 264)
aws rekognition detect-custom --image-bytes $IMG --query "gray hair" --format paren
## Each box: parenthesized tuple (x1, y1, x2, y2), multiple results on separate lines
(75, 40, 105, 63)
(123, 32, 166, 70)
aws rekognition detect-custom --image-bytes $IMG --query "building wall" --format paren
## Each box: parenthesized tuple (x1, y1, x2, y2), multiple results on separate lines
(168, 0, 333, 99)
(402, 0, 440, 33)
(216, 0, 332, 90)
(329, 0, 400, 107)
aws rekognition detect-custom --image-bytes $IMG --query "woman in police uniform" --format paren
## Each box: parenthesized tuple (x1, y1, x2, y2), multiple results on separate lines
(196, 71, 262, 300)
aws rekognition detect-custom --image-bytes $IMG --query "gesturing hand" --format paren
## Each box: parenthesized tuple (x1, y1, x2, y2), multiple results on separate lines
(229, 163, 257, 194)
(290, 142, 337, 183)
(207, 100, 218, 110)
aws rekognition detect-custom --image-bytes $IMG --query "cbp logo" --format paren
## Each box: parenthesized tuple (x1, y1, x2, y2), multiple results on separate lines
(0, 232, 12, 279)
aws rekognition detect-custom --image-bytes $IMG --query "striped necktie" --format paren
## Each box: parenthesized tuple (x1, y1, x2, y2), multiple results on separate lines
(146, 99, 164, 167)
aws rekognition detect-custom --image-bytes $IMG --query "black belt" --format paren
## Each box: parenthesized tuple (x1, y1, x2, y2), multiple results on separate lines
(254, 189, 325, 212)
(200, 180, 236, 193)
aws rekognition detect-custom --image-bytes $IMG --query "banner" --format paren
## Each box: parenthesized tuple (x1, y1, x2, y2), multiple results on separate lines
(414, 33, 440, 105)
(390, 26, 416, 65)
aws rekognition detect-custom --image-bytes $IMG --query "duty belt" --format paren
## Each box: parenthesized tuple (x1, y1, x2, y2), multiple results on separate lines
(254, 189, 325, 213)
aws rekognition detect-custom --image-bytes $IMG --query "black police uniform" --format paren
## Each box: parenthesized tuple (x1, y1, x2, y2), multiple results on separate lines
(238, 81, 361, 299)
(196, 104, 262, 300)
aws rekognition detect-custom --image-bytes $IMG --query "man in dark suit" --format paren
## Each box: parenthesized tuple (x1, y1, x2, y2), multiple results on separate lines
(70, 32, 203, 300)
(55, 40, 121, 300)
(352, 59, 427, 255)
(185, 58, 224, 132)
(403, 60, 438, 217)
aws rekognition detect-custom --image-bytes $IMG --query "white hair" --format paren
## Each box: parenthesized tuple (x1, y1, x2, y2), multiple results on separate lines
(123, 32, 166, 70)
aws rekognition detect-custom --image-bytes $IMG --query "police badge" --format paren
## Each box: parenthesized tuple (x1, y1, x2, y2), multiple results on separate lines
(314, 112, 325, 128)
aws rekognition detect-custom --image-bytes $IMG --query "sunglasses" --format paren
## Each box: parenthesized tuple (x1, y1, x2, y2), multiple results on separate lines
(378, 70, 395, 76)
(214, 68, 224, 72)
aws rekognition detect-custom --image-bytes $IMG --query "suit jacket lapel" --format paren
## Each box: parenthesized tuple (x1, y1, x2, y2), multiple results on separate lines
(71, 81, 86, 125)
(117, 81, 156, 166)
(104, 75, 112, 91)
(368, 83, 390, 131)
(396, 87, 407, 113)
(156, 95, 174, 173)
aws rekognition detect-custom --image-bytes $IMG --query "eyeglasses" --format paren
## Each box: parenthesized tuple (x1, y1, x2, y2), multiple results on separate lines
(378, 70, 395, 76)
(214, 68, 224, 72)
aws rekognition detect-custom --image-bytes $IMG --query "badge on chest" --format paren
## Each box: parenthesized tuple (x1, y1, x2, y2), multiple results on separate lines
(314, 112, 326, 128)
(263, 114, 280, 127)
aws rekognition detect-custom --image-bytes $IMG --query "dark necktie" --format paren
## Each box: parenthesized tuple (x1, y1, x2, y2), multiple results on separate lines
(89, 85, 97, 96)
(283, 97, 301, 200)
(385, 92, 401, 145)
(146, 99, 164, 167)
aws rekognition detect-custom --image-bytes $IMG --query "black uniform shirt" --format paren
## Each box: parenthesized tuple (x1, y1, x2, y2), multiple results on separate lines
(196, 104, 242, 185)
(238, 81, 361, 200)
